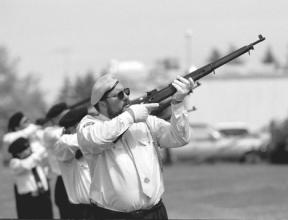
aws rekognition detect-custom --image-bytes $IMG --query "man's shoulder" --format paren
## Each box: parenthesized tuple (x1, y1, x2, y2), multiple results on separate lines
(78, 115, 98, 129)
(43, 126, 63, 140)
(58, 133, 79, 147)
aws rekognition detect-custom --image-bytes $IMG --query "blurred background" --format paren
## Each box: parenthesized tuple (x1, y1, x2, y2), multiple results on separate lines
(2, 0, 288, 219)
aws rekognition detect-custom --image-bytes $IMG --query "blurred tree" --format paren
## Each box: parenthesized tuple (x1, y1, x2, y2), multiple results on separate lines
(57, 76, 73, 104)
(147, 57, 180, 88)
(0, 46, 46, 147)
(262, 47, 278, 66)
(72, 70, 95, 103)
(158, 57, 180, 70)
(56, 70, 96, 107)
(207, 48, 222, 63)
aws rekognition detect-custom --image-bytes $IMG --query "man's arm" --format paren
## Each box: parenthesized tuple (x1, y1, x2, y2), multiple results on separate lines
(77, 112, 134, 152)
(54, 134, 79, 162)
(147, 102, 190, 148)
(9, 152, 42, 175)
(147, 76, 195, 148)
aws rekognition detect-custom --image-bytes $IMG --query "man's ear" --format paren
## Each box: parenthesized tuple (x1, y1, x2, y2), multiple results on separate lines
(97, 100, 107, 112)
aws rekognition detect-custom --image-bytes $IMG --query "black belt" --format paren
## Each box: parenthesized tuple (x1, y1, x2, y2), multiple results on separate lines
(128, 200, 163, 218)
(20, 190, 48, 197)
(91, 199, 163, 218)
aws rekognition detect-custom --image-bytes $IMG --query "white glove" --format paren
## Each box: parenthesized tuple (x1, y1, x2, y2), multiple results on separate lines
(127, 103, 159, 123)
(172, 76, 195, 102)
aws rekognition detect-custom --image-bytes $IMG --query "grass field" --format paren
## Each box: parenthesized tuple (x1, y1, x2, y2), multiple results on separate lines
(1, 162, 288, 219)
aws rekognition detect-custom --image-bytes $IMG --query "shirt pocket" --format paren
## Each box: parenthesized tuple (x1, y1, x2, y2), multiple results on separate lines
(129, 124, 152, 147)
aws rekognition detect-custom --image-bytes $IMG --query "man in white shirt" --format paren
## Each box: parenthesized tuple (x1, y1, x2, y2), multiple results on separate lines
(2, 112, 52, 218)
(42, 102, 75, 218)
(8, 137, 53, 219)
(55, 106, 92, 218)
(2, 112, 46, 166)
(77, 74, 195, 219)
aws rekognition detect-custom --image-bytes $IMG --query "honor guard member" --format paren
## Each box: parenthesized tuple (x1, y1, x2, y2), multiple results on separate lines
(2, 112, 52, 217)
(8, 137, 53, 219)
(77, 74, 195, 219)
(43, 102, 74, 218)
(2, 112, 46, 167)
(55, 106, 92, 218)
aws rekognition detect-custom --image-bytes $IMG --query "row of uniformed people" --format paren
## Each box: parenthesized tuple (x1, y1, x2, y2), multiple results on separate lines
(2, 111, 54, 219)
(2, 73, 195, 220)
(2, 103, 93, 219)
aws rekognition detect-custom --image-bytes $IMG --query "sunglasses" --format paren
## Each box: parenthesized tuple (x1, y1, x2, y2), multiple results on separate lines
(105, 88, 130, 100)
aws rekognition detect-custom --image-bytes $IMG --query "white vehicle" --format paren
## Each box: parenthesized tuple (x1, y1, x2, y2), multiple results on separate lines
(167, 122, 267, 163)
(216, 122, 269, 163)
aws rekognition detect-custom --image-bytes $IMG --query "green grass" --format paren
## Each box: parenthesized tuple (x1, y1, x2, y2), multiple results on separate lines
(1, 162, 288, 219)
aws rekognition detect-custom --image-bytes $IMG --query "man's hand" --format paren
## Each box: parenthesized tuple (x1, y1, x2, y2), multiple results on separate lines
(127, 103, 159, 123)
(172, 76, 195, 102)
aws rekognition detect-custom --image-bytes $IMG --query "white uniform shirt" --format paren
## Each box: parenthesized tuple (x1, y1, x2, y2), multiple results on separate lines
(2, 124, 47, 167)
(77, 102, 190, 212)
(9, 148, 49, 195)
(43, 126, 64, 175)
(54, 133, 91, 204)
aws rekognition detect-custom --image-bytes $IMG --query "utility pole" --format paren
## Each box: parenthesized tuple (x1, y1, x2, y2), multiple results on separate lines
(185, 29, 193, 71)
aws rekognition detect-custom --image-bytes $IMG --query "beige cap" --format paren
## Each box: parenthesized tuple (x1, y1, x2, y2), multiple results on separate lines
(91, 74, 118, 106)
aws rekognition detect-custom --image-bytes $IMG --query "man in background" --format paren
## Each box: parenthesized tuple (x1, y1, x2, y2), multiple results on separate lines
(2, 112, 52, 217)
(8, 137, 53, 218)
(42, 102, 75, 218)
(55, 106, 92, 218)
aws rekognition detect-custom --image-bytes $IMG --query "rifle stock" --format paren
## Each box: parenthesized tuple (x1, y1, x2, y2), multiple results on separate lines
(130, 35, 265, 105)
(68, 97, 90, 109)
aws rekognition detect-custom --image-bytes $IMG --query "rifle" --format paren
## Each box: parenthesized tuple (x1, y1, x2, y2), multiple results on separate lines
(39, 35, 264, 122)
(130, 35, 265, 107)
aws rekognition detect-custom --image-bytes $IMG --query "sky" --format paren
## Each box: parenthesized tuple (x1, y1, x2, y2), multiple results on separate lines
(1, 0, 288, 103)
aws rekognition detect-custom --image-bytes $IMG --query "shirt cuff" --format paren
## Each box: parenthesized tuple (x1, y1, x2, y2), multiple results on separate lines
(171, 101, 187, 117)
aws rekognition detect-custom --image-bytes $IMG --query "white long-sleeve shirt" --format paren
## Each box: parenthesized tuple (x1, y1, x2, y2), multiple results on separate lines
(43, 126, 64, 175)
(2, 124, 48, 167)
(77, 102, 190, 212)
(54, 133, 91, 204)
(9, 148, 49, 195)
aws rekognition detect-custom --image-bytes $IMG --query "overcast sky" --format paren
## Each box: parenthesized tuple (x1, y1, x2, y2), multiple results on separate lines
(1, 0, 288, 103)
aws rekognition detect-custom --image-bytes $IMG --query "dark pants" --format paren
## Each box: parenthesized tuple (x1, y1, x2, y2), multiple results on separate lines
(90, 200, 168, 220)
(14, 185, 53, 219)
(71, 203, 94, 219)
(54, 175, 75, 219)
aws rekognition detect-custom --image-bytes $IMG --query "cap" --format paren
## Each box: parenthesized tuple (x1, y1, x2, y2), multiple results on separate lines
(8, 137, 30, 157)
(91, 74, 118, 106)
(59, 107, 88, 128)
(8, 112, 24, 132)
(46, 102, 68, 119)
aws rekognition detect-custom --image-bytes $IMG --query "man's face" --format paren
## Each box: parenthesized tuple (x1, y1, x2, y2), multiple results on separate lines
(17, 147, 32, 159)
(103, 83, 130, 118)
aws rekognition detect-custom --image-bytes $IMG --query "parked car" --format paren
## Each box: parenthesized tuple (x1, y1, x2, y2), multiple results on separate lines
(165, 122, 267, 163)
(216, 122, 270, 163)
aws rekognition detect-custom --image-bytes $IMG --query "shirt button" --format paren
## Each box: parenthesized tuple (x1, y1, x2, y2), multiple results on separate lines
(144, 177, 150, 183)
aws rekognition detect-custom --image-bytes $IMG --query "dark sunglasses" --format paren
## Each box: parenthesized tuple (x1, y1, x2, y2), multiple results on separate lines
(105, 88, 130, 100)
